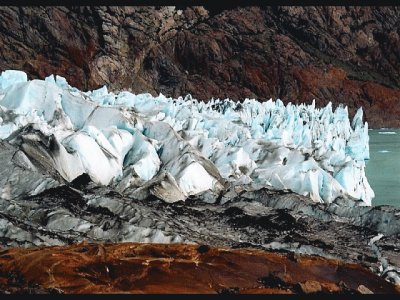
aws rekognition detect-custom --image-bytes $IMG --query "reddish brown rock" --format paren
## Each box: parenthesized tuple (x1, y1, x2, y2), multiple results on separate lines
(0, 242, 398, 294)
(0, 6, 399, 127)
(297, 280, 323, 294)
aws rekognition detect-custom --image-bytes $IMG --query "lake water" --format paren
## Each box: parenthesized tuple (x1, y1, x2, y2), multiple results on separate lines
(365, 129, 400, 207)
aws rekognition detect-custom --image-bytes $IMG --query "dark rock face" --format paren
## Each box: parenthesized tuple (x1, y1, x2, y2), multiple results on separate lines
(0, 6, 400, 127)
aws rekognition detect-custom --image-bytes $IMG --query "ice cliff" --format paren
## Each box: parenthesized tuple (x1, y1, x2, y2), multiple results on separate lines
(0, 70, 374, 205)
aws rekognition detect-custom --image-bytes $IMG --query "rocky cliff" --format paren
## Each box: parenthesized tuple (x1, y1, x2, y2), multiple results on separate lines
(0, 6, 399, 127)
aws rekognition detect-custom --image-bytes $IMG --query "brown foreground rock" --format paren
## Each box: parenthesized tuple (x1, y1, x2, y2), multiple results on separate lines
(1, 6, 400, 127)
(0, 242, 398, 294)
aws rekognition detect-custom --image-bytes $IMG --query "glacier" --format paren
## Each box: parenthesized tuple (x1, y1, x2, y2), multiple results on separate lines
(0, 70, 374, 205)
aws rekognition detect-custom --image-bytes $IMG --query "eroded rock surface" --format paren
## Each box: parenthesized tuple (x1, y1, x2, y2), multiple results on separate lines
(1, 179, 400, 287)
(0, 6, 400, 127)
(0, 242, 398, 294)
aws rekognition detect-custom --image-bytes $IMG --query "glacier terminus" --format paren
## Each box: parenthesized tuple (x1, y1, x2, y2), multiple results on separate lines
(0, 69, 373, 205)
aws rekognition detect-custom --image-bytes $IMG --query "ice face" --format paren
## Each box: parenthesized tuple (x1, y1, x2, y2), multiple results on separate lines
(0, 70, 374, 205)
(0, 70, 27, 90)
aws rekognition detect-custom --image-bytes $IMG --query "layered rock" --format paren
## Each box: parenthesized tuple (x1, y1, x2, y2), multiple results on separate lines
(0, 6, 400, 127)
(1, 181, 400, 286)
(0, 242, 398, 294)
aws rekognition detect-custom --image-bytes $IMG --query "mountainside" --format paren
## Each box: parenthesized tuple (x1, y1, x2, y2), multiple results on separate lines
(0, 6, 399, 127)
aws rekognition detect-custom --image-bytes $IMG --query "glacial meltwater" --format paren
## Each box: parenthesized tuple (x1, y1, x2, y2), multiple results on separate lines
(366, 129, 400, 207)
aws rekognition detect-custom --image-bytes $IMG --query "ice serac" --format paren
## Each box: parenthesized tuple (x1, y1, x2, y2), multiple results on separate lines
(0, 70, 27, 91)
(0, 70, 374, 205)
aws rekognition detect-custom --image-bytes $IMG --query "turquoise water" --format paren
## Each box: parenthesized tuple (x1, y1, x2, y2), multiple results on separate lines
(365, 129, 400, 207)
